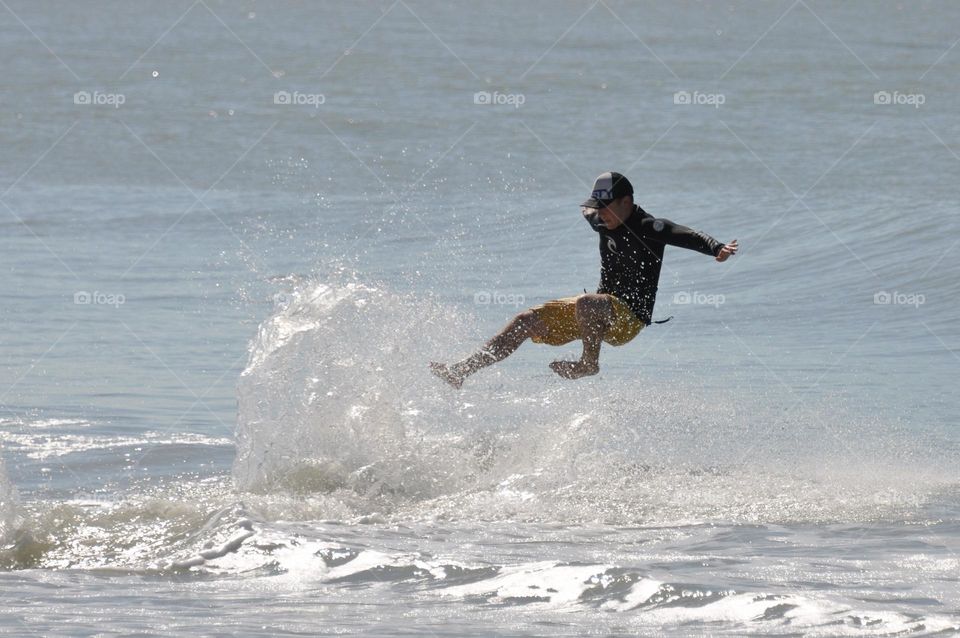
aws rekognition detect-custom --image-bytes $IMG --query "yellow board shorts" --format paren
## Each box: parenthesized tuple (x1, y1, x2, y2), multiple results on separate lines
(529, 294, 645, 347)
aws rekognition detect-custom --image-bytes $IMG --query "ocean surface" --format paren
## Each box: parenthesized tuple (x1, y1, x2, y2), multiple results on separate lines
(1, 1, 959, 635)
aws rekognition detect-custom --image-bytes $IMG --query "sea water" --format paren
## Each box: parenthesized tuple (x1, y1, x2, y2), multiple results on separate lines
(1, 1, 959, 635)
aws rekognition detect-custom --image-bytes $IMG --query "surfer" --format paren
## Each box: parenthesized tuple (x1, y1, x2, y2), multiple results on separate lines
(431, 172, 738, 388)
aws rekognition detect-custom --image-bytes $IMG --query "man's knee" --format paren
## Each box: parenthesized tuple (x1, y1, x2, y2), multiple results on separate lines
(575, 294, 613, 323)
(513, 309, 547, 338)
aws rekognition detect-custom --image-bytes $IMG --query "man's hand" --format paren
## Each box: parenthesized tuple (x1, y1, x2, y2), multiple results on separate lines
(716, 239, 738, 262)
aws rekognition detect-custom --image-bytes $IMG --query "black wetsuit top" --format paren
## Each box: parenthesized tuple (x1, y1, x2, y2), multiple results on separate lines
(582, 204, 724, 325)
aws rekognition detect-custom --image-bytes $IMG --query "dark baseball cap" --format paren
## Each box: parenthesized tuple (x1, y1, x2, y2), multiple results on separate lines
(581, 172, 633, 208)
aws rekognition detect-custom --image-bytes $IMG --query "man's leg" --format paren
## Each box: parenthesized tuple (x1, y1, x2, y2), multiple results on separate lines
(430, 309, 547, 389)
(549, 294, 614, 379)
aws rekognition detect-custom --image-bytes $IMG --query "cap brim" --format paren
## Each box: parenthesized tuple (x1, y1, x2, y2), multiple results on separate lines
(581, 198, 612, 209)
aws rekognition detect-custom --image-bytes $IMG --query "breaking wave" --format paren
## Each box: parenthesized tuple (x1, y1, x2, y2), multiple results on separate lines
(233, 277, 957, 526)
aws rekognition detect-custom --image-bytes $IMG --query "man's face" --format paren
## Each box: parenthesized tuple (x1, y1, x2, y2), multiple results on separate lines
(595, 196, 632, 230)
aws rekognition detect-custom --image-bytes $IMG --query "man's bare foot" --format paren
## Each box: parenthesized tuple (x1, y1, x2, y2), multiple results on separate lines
(549, 359, 599, 379)
(430, 362, 464, 389)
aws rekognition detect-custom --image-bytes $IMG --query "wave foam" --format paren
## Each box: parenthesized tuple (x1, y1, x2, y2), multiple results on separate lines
(233, 278, 958, 525)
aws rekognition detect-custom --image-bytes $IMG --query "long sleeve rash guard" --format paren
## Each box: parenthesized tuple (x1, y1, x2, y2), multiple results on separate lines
(582, 204, 724, 325)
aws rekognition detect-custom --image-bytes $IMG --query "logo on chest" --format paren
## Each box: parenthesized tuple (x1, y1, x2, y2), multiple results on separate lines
(606, 237, 619, 254)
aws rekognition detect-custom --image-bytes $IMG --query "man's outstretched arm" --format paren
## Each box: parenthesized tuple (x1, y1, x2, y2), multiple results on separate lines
(641, 217, 738, 261)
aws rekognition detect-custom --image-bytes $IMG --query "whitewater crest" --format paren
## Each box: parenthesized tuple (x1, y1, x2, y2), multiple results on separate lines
(233, 278, 642, 518)
(233, 278, 955, 525)
(235, 280, 479, 503)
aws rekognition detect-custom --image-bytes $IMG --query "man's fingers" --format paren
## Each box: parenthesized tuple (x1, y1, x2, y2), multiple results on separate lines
(716, 240, 738, 261)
